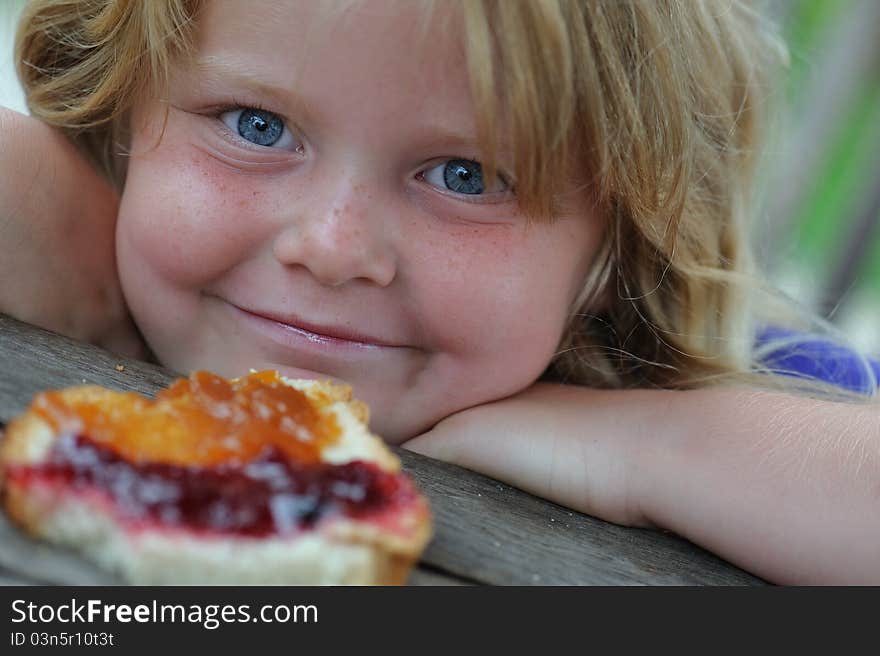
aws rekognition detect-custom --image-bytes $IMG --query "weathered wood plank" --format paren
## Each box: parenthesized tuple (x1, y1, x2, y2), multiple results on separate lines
(0, 314, 178, 413)
(0, 314, 766, 585)
(405, 567, 472, 586)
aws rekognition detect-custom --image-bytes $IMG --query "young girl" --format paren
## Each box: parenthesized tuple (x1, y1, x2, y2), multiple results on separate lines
(2, 0, 878, 584)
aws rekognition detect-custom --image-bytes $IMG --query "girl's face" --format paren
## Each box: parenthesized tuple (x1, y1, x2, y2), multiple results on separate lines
(117, 0, 603, 442)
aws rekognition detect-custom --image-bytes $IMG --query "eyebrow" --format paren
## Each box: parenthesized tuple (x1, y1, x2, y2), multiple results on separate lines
(191, 55, 316, 121)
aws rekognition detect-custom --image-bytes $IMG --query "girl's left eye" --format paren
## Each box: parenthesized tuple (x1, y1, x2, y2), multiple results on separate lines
(420, 159, 508, 196)
(219, 107, 300, 150)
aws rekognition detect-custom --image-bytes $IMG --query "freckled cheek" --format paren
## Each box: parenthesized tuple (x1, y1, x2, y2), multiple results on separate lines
(408, 226, 568, 355)
(117, 145, 275, 288)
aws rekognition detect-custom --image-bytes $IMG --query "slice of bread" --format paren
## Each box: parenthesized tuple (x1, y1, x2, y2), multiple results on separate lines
(0, 371, 432, 585)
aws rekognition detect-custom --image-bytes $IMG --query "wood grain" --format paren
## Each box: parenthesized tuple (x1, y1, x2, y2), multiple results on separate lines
(0, 314, 766, 585)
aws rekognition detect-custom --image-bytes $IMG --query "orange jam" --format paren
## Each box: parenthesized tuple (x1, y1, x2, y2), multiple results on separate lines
(31, 371, 341, 466)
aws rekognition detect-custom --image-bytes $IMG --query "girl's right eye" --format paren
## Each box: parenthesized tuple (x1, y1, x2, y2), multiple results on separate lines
(218, 107, 301, 151)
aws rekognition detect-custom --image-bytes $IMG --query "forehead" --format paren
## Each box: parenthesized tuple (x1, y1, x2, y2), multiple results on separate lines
(191, 0, 474, 126)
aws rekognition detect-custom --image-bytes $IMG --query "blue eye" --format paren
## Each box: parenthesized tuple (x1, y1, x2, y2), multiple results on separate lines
(238, 108, 283, 145)
(421, 158, 508, 196)
(444, 159, 483, 194)
(219, 107, 299, 150)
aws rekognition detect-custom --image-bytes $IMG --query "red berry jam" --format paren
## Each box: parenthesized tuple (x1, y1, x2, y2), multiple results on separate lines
(16, 433, 417, 536)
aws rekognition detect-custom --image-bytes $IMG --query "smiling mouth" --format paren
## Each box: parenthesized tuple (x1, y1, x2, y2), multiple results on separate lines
(228, 303, 402, 349)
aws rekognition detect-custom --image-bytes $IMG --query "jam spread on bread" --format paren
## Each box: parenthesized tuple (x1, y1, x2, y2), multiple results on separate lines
(11, 434, 416, 535)
(8, 371, 418, 535)
(32, 370, 341, 465)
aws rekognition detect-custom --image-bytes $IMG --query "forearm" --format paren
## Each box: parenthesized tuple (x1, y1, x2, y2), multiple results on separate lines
(639, 388, 880, 585)
(405, 383, 880, 584)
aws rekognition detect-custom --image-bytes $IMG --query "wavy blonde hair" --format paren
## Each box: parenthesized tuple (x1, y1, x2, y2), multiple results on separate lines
(15, 0, 878, 398)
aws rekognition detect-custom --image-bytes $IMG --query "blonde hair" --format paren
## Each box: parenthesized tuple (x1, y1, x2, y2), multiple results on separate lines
(15, 0, 878, 398)
(15, 0, 197, 179)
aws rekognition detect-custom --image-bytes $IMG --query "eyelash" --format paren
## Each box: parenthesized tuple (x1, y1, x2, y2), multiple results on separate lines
(216, 98, 275, 123)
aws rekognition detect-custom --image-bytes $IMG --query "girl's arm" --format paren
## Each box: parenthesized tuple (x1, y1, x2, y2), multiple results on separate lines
(0, 108, 145, 357)
(402, 383, 880, 584)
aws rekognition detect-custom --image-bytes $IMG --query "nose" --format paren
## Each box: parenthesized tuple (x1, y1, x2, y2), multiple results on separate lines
(272, 177, 397, 288)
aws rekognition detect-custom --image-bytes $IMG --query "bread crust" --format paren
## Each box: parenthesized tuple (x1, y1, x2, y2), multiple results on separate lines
(0, 374, 431, 585)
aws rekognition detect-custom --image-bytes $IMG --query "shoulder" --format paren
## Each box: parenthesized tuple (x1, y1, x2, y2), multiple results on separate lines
(0, 108, 118, 228)
(0, 109, 106, 210)
(754, 326, 880, 395)
(0, 109, 48, 201)
(0, 107, 65, 163)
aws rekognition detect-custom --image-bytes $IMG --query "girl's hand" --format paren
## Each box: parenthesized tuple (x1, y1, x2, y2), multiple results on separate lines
(0, 108, 146, 358)
(402, 382, 662, 528)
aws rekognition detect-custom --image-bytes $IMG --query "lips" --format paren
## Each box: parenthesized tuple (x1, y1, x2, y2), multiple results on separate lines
(227, 301, 406, 349)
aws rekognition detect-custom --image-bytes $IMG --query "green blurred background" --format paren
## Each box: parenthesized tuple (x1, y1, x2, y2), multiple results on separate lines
(1, 0, 878, 355)
(759, 0, 879, 355)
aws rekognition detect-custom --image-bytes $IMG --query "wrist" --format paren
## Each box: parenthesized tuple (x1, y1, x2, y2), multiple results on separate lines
(631, 387, 778, 541)
(628, 387, 720, 532)
(613, 387, 683, 529)
(530, 384, 679, 529)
